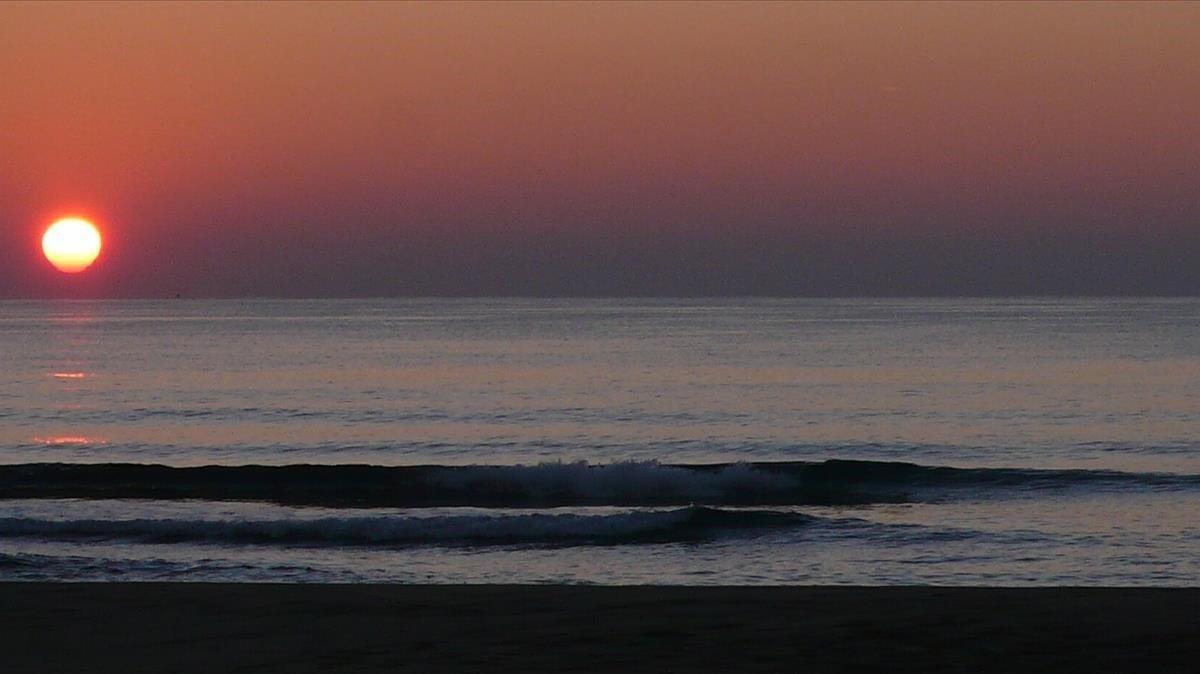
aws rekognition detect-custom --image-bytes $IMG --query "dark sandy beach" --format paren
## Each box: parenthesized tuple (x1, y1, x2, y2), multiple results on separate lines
(4, 584, 1197, 673)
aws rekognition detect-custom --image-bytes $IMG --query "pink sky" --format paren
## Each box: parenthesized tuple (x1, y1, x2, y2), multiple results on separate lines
(1, 2, 1197, 296)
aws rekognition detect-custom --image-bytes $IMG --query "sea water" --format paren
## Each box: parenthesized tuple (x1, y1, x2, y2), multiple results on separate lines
(1, 298, 1197, 584)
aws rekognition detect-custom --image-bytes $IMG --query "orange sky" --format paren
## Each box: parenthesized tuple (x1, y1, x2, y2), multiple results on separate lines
(1, 1, 1197, 296)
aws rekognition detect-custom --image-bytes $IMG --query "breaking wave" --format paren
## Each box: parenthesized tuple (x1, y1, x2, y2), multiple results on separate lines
(0, 459, 1195, 508)
(0, 506, 809, 547)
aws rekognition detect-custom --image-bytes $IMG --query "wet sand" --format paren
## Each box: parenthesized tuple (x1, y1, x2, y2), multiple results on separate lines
(5, 584, 1198, 673)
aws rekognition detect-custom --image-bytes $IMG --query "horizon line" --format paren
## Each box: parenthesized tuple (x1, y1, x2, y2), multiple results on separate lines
(2, 294, 1198, 302)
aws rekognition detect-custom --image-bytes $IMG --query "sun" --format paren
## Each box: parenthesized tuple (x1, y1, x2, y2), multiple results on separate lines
(42, 218, 102, 273)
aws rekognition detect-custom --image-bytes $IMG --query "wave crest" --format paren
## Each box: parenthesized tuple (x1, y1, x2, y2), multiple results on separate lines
(0, 507, 809, 547)
(1, 459, 1195, 508)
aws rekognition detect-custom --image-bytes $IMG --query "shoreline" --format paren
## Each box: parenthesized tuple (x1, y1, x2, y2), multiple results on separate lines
(6, 583, 1198, 672)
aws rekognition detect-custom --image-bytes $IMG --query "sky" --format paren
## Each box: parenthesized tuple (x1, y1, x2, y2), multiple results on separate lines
(1, 1, 1197, 298)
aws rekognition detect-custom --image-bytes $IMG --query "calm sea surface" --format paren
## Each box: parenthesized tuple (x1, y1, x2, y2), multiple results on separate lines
(1, 298, 1197, 584)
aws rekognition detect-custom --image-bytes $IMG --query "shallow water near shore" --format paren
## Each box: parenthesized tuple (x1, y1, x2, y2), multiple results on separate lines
(1, 298, 1198, 584)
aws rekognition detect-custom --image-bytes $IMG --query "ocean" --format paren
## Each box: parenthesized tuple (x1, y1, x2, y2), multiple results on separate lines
(1, 298, 1197, 584)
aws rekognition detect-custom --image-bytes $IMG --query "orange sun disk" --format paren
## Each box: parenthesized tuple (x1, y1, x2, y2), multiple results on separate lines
(43, 218, 103, 273)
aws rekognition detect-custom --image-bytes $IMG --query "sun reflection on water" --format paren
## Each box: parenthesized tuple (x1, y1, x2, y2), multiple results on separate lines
(33, 436, 104, 446)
